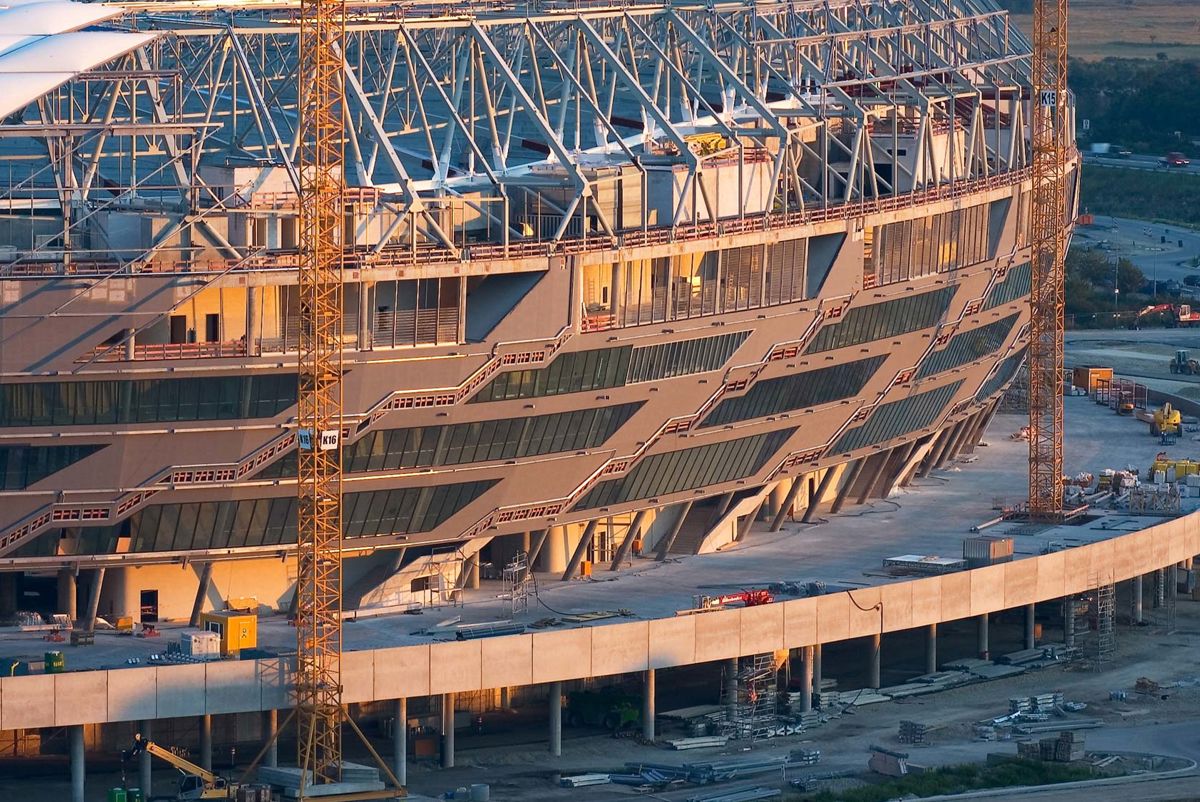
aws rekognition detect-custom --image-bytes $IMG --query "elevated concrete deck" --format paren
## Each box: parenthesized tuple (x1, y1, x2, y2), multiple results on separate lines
(0, 396, 1194, 729)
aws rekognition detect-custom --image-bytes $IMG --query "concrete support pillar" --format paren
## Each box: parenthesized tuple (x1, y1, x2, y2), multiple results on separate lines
(562, 519, 598, 580)
(464, 553, 480, 590)
(1171, 564, 1180, 599)
(70, 724, 84, 802)
(541, 526, 567, 574)
(138, 720, 152, 797)
(123, 328, 136, 360)
(936, 420, 971, 469)
(83, 568, 105, 632)
(736, 496, 768, 541)
(925, 624, 938, 675)
(1133, 575, 1144, 624)
(802, 469, 837, 524)
(393, 698, 407, 786)
(1063, 599, 1076, 648)
(724, 658, 739, 719)
(867, 633, 881, 689)
(812, 643, 823, 694)
(977, 613, 990, 660)
(548, 682, 562, 757)
(246, 285, 261, 355)
(1155, 568, 1165, 608)
(441, 692, 455, 768)
(0, 573, 16, 617)
(609, 509, 648, 571)
(57, 567, 77, 619)
(855, 452, 891, 505)
(873, 443, 915, 499)
(767, 481, 789, 520)
(265, 709, 278, 768)
(769, 475, 805, 531)
(527, 529, 550, 569)
(830, 460, 865, 514)
(926, 423, 961, 474)
(520, 531, 532, 554)
(200, 714, 213, 771)
(642, 669, 656, 742)
(798, 646, 814, 713)
(1025, 604, 1037, 649)
(655, 501, 694, 560)
(190, 562, 213, 627)
(357, 281, 371, 350)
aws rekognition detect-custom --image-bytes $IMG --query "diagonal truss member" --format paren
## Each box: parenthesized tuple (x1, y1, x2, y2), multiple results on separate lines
(296, 0, 346, 785)
(1027, 0, 1069, 519)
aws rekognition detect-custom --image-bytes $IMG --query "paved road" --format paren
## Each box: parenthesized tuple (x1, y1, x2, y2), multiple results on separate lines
(1083, 152, 1200, 177)
(1073, 214, 1200, 290)
(958, 775, 1200, 801)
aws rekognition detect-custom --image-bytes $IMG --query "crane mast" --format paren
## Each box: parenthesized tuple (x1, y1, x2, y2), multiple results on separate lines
(1027, 0, 1070, 520)
(296, 0, 346, 785)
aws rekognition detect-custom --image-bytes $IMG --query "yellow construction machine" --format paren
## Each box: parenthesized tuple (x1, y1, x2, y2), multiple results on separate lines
(126, 734, 235, 800)
(1151, 402, 1182, 438)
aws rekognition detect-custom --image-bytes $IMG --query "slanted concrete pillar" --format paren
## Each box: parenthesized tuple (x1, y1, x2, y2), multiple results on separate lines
(1133, 575, 1144, 624)
(802, 469, 837, 524)
(562, 519, 598, 580)
(139, 720, 152, 797)
(57, 567, 77, 620)
(609, 509, 648, 570)
(190, 562, 213, 627)
(656, 501, 694, 560)
(123, 328, 137, 360)
(527, 529, 550, 569)
(200, 714, 213, 771)
(70, 724, 84, 802)
(83, 568, 105, 632)
(977, 614, 990, 660)
(855, 451, 891, 505)
(925, 624, 938, 675)
(393, 698, 407, 785)
(464, 553, 480, 590)
(769, 476, 805, 531)
(1025, 604, 1037, 649)
(642, 669, 656, 741)
(441, 693, 455, 768)
(548, 682, 562, 757)
(798, 646, 814, 713)
(265, 709, 278, 768)
(1063, 599, 1076, 647)
(831, 460, 865, 514)
(868, 634, 881, 689)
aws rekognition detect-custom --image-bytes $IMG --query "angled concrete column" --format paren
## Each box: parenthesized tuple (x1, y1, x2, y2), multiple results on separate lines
(527, 528, 550, 568)
(70, 724, 84, 802)
(736, 496, 768, 540)
(57, 567, 77, 620)
(643, 669, 656, 741)
(83, 568, 105, 633)
(856, 451, 891, 505)
(123, 328, 137, 360)
(655, 501, 694, 560)
(549, 682, 562, 757)
(265, 709, 278, 768)
(393, 698, 407, 785)
(520, 531, 531, 554)
(1133, 575, 1144, 624)
(925, 624, 938, 675)
(875, 442, 917, 498)
(938, 419, 974, 468)
(867, 634, 881, 689)
(711, 492, 736, 522)
(977, 614, 989, 660)
(769, 475, 806, 531)
(139, 719, 152, 796)
(609, 509, 648, 571)
(917, 429, 951, 478)
(1025, 604, 1037, 649)
(200, 714, 213, 771)
(830, 460, 865, 514)
(802, 469, 838, 524)
(798, 646, 814, 713)
(190, 562, 213, 627)
(464, 553, 480, 590)
(562, 519, 599, 580)
(441, 693, 455, 768)
(926, 423, 961, 473)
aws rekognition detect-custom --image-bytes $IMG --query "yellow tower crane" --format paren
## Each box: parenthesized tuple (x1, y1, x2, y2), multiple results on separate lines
(1027, 0, 1070, 520)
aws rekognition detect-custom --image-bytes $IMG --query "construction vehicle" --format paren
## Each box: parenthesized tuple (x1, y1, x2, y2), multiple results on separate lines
(124, 734, 235, 799)
(1131, 304, 1200, 329)
(1171, 350, 1200, 375)
(564, 688, 641, 732)
(694, 589, 775, 610)
(1151, 402, 1182, 437)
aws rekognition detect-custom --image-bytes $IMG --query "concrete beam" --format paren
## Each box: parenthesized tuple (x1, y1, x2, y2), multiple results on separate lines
(561, 519, 599, 580)
(769, 475, 805, 531)
(802, 469, 838, 524)
(609, 509, 648, 571)
(655, 501, 694, 560)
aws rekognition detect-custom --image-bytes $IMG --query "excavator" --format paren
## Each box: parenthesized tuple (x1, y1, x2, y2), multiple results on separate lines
(124, 734, 236, 800)
(1130, 303, 1200, 329)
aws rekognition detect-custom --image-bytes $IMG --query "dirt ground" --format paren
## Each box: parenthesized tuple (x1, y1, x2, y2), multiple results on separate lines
(1009, 0, 1200, 61)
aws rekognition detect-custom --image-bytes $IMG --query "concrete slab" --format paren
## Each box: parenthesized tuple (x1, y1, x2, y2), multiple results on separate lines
(374, 646, 429, 700)
(480, 634, 533, 688)
(54, 671, 108, 725)
(341, 649, 375, 705)
(590, 622, 648, 678)
(205, 659, 262, 714)
(530, 629, 590, 684)
(647, 615, 695, 668)
(155, 662, 207, 719)
(739, 603, 784, 655)
(694, 609, 741, 662)
(428, 641, 482, 694)
(108, 666, 157, 722)
(1, 673, 52, 730)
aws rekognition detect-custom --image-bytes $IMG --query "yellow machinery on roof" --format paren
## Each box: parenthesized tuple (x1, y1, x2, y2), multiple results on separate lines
(1152, 402, 1182, 437)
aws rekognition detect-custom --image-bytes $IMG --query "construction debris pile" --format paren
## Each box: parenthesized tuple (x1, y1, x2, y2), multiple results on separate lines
(561, 754, 793, 792)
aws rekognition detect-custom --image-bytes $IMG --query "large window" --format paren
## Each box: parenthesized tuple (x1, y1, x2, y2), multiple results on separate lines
(0, 444, 103, 490)
(701, 356, 886, 428)
(128, 480, 496, 552)
(471, 331, 749, 403)
(982, 262, 1031, 311)
(260, 403, 642, 477)
(0, 374, 297, 427)
(916, 314, 1020, 380)
(805, 287, 956, 354)
(976, 349, 1026, 401)
(830, 381, 963, 454)
(574, 428, 794, 509)
(870, 204, 990, 286)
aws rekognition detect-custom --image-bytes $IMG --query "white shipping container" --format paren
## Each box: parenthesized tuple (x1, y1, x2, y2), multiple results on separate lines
(182, 630, 220, 659)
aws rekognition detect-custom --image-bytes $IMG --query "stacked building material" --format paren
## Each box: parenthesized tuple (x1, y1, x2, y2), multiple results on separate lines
(898, 720, 930, 745)
(560, 774, 611, 787)
(1035, 731, 1085, 762)
(789, 748, 820, 767)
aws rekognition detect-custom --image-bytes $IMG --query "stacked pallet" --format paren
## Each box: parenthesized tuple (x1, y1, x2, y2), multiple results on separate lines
(898, 720, 930, 745)
(789, 748, 821, 766)
(1037, 731, 1085, 762)
(1009, 692, 1064, 714)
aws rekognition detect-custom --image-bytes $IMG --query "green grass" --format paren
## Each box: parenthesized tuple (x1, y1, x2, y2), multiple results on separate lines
(1081, 164, 1200, 229)
(790, 759, 1096, 802)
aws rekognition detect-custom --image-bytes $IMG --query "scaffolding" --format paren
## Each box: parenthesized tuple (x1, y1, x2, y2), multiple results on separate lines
(1087, 575, 1116, 670)
(1149, 567, 1178, 634)
(722, 654, 779, 741)
(500, 551, 535, 617)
